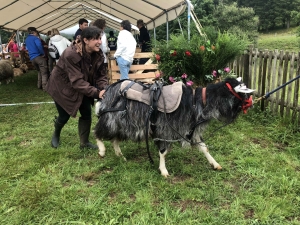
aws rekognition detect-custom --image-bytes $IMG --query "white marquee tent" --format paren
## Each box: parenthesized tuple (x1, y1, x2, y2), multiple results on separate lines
(0, 0, 187, 35)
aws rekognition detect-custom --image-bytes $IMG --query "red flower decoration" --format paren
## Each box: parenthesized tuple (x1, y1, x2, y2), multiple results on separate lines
(170, 50, 177, 56)
(199, 45, 205, 51)
(155, 54, 160, 61)
(185, 51, 192, 56)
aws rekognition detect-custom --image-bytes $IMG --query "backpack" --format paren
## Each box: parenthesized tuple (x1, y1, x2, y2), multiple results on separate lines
(48, 43, 59, 59)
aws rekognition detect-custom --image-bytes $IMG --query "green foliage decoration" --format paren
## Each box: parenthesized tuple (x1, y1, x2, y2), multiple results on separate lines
(152, 32, 248, 86)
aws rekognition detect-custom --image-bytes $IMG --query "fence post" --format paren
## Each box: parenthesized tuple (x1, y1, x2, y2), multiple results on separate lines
(243, 47, 250, 87)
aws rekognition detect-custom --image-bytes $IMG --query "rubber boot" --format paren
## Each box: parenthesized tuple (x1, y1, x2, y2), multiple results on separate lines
(78, 117, 98, 149)
(51, 117, 65, 148)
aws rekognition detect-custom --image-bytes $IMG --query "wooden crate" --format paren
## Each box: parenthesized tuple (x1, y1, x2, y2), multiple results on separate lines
(108, 50, 158, 84)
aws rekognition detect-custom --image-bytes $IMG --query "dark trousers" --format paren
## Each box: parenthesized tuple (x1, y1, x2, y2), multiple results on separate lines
(31, 56, 49, 90)
(48, 54, 55, 73)
(55, 96, 92, 124)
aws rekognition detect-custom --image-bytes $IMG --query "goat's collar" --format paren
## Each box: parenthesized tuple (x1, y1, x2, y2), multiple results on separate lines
(226, 83, 242, 100)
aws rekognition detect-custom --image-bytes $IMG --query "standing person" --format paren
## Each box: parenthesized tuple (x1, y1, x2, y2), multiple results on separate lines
(11, 40, 19, 58)
(74, 18, 89, 40)
(25, 27, 49, 90)
(7, 38, 15, 52)
(46, 26, 107, 149)
(37, 32, 49, 73)
(93, 19, 109, 71)
(114, 20, 136, 80)
(107, 31, 117, 51)
(137, 19, 151, 64)
(46, 30, 55, 73)
(49, 28, 71, 62)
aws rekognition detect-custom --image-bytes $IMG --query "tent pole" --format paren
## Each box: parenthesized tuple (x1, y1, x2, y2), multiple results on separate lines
(187, 0, 191, 41)
(152, 19, 156, 47)
(165, 10, 169, 43)
(0, 30, 3, 59)
(16, 30, 21, 50)
(175, 8, 183, 36)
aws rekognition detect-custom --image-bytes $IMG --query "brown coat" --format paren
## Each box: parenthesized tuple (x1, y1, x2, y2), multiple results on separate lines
(46, 42, 108, 117)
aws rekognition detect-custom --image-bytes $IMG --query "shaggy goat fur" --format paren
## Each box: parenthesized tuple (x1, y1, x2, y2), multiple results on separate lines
(94, 78, 253, 177)
(0, 60, 14, 84)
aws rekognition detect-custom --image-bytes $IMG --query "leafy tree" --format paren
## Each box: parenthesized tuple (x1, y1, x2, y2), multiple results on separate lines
(153, 0, 216, 40)
(213, 2, 258, 41)
(291, 11, 300, 47)
(0, 29, 13, 44)
(237, 0, 300, 30)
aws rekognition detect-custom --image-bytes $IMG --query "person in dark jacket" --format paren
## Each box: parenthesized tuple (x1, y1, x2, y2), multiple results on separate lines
(25, 27, 49, 90)
(46, 26, 107, 149)
(74, 18, 89, 40)
(107, 31, 117, 51)
(137, 19, 151, 64)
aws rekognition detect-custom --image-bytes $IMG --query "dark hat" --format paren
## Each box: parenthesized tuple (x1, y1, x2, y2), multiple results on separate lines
(27, 27, 37, 33)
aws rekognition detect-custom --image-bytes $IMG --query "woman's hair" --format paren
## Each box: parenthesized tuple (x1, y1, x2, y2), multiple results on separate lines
(137, 19, 144, 26)
(93, 19, 106, 30)
(81, 26, 101, 41)
(51, 28, 60, 36)
(120, 20, 131, 32)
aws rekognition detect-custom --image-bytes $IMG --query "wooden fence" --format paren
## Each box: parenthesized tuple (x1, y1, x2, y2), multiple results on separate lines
(229, 46, 300, 123)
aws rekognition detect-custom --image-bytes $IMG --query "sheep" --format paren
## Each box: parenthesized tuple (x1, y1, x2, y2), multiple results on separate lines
(0, 60, 14, 84)
(13, 63, 28, 77)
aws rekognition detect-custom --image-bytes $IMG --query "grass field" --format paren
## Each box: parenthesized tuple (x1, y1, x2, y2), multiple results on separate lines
(1, 71, 300, 224)
(257, 27, 300, 52)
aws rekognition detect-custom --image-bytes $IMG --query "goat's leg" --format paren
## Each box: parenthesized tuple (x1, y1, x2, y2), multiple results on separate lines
(112, 139, 126, 161)
(195, 137, 222, 170)
(97, 139, 106, 158)
(159, 149, 170, 177)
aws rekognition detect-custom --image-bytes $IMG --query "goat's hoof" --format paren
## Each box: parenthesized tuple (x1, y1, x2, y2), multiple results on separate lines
(212, 164, 222, 170)
(160, 169, 170, 178)
(98, 152, 105, 158)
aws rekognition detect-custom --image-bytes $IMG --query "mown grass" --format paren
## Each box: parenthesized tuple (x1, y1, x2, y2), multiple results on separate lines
(257, 27, 300, 52)
(1, 71, 300, 224)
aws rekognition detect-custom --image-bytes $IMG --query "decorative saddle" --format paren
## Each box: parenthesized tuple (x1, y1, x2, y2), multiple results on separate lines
(120, 81, 183, 113)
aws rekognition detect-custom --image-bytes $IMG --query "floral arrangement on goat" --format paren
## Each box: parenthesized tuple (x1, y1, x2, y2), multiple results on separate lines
(152, 32, 247, 87)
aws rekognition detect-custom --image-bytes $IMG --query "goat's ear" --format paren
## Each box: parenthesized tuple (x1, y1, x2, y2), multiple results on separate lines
(236, 77, 242, 82)
(234, 84, 255, 93)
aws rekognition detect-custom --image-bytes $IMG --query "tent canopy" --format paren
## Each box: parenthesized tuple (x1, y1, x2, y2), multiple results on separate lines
(0, 0, 186, 34)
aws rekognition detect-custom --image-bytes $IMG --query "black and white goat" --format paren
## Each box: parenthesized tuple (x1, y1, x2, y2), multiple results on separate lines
(94, 78, 254, 177)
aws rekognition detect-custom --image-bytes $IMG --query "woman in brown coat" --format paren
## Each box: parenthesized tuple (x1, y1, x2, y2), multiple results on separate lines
(46, 26, 107, 149)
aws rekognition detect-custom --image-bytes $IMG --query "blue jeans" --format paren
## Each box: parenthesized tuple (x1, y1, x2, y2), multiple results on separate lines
(116, 56, 131, 80)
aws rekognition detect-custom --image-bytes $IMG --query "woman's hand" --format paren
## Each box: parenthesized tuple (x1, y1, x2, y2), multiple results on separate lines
(99, 90, 105, 98)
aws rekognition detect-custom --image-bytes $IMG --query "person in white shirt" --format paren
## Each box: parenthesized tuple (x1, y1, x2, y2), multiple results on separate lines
(114, 20, 136, 80)
(92, 19, 109, 71)
(49, 28, 71, 62)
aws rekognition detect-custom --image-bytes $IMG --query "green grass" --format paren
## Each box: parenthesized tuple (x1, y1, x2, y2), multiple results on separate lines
(1, 71, 300, 224)
(257, 27, 300, 52)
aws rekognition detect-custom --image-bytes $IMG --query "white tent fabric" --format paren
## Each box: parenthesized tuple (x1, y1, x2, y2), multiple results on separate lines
(0, 0, 186, 33)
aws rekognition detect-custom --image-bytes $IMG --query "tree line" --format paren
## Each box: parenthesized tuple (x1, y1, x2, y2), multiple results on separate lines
(153, 0, 300, 41)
